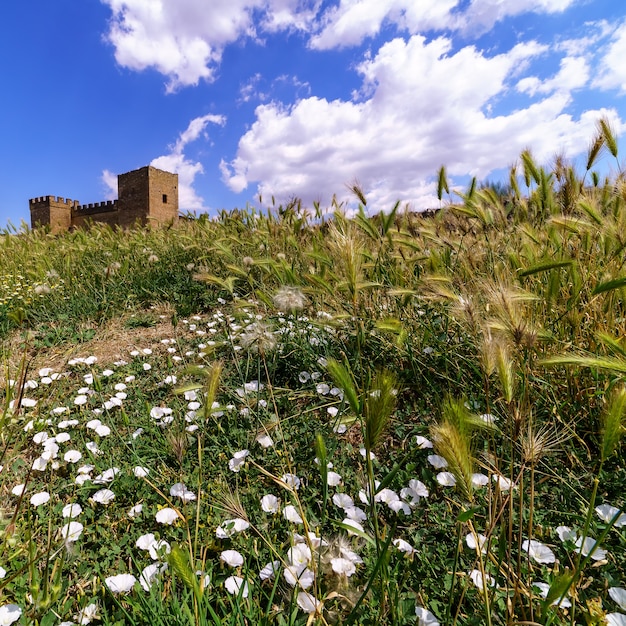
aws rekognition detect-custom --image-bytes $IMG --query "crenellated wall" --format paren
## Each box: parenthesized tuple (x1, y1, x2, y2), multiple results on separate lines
(29, 166, 178, 233)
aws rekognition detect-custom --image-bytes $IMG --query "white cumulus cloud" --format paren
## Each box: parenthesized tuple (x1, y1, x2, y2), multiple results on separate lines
(102, 0, 320, 90)
(151, 114, 226, 211)
(593, 20, 626, 94)
(102, 114, 225, 212)
(221, 34, 618, 210)
(309, 0, 578, 49)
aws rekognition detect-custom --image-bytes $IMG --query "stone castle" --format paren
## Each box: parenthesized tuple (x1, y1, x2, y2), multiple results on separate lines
(29, 166, 179, 233)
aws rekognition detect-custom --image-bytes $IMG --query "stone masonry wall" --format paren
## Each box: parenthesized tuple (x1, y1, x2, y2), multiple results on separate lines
(29, 166, 179, 232)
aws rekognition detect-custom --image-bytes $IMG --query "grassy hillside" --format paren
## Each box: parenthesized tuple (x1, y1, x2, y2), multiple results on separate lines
(1, 128, 626, 625)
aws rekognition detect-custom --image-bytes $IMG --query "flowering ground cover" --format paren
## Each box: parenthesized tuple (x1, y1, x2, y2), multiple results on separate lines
(1, 130, 626, 624)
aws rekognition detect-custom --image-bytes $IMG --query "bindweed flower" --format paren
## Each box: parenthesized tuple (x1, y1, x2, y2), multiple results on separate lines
(316, 383, 330, 395)
(342, 518, 364, 535)
(64, 450, 82, 463)
(283, 505, 304, 524)
(136, 533, 156, 551)
(297, 591, 320, 614)
(90, 489, 115, 505)
(224, 575, 248, 598)
(532, 581, 572, 608)
(596, 504, 626, 527)
(31, 456, 48, 471)
(169, 482, 196, 503)
(30, 491, 50, 507)
(220, 550, 244, 568)
(11, 484, 25, 497)
(281, 473, 301, 490)
(288, 543, 312, 568)
(331, 557, 356, 577)
(415, 606, 440, 626)
(93, 467, 119, 484)
(327, 471, 342, 487)
(261, 494, 279, 514)
(105, 573, 137, 594)
(128, 503, 143, 518)
(465, 533, 487, 554)
(155, 508, 180, 525)
(333, 493, 354, 509)
(436, 472, 456, 486)
(575, 536, 607, 561)
(216, 518, 250, 538)
(401, 479, 429, 505)
(522, 539, 556, 564)
(74, 602, 99, 625)
(148, 540, 171, 561)
(140, 563, 167, 592)
(62, 503, 82, 518)
(492, 474, 514, 491)
(427, 454, 448, 469)
(556, 526, 577, 543)
(469, 569, 496, 590)
(609, 588, 626, 611)
(0, 604, 22, 625)
(256, 433, 274, 448)
(471, 473, 489, 487)
(393, 538, 416, 555)
(284, 565, 315, 589)
(260, 561, 281, 581)
(228, 449, 249, 472)
(61, 521, 84, 543)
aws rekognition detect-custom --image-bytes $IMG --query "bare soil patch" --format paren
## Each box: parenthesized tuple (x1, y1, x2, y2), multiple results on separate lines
(1, 304, 186, 386)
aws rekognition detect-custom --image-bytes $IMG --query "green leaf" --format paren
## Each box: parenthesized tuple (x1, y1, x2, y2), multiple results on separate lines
(315, 433, 329, 512)
(543, 570, 574, 610)
(518, 260, 573, 277)
(457, 507, 481, 522)
(541, 354, 626, 375)
(168, 544, 201, 599)
(593, 276, 626, 295)
(334, 520, 375, 546)
(326, 358, 361, 416)
(437, 165, 449, 201)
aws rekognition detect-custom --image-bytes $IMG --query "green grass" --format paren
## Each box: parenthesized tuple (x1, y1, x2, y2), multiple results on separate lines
(1, 125, 626, 625)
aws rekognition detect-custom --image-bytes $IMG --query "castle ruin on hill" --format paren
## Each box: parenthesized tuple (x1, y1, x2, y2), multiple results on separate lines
(29, 166, 179, 233)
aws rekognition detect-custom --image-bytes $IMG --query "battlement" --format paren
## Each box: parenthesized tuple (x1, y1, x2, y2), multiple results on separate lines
(73, 200, 118, 215)
(29, 196, 78, 206)
(29, 165, 179, 233)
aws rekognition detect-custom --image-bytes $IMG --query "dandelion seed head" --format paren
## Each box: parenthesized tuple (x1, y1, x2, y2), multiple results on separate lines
(239, 322, 277, 353)
(273, 286, 307, 312)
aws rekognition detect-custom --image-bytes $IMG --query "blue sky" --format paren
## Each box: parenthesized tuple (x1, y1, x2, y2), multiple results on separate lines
(1, 0, 625, 228)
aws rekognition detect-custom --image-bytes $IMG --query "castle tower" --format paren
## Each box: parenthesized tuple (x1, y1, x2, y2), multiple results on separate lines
(117, 166, 179, 228)
(29, 196, 77, 234)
